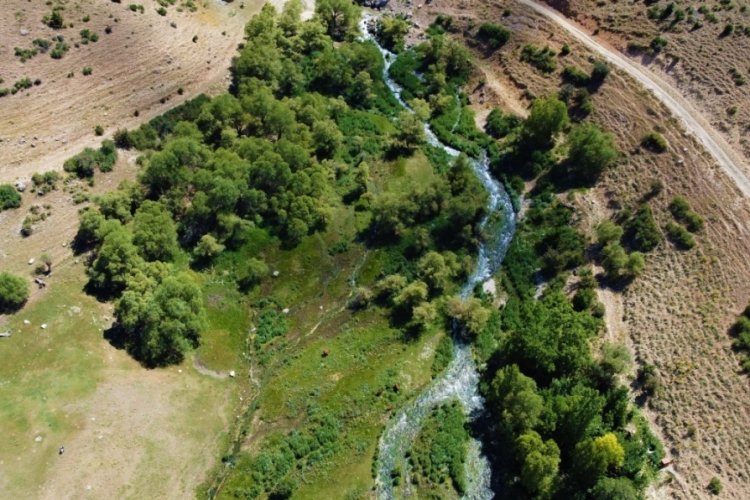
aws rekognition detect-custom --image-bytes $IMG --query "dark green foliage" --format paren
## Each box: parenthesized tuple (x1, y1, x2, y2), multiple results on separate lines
(376, 15, 410, 53)
(624, 204, 661, 252)
(708, 477, 723, 495)
(484, 108, 520, 138)
(63, 140, 117, 177)
(665, 222, 696, 249)
(562, 65, 590, 86)
(315, 0, 360, 41)
(44, 8, 65, 29)
(115, 274, 205, 366)
(50, 41, 69, 59)
(409, 402, 469, 495)
(668, 196, 703, 232)
(649, 36, 668, 53)
(132, 201, 179, 261)
(520, 44, 557, 73)
(0, 272, 29, 312)
(0, 184, 22, 210)
(562, 123, 618, 185)
(255, 306, 290, 347)
(520, 95, 569, 152)
(730, 307, 750, 372)
(476, 23, 511, 50)
(641, 131, 668, 153)
(431, 334, 453, 377)
(590, 60, 610, 85)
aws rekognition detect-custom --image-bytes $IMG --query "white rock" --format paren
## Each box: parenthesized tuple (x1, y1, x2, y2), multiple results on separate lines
(34, 435, 43, 442)
(40, 324, 47, 329)
(20, 28, 29, 36)
(282, 308, 290, 314)
(28, 258, 35, 265)
(229, 370, 236, 378)
(15, 181, 26, 192)
(23, 320, 30, 325)
(272, 270, 280, 277)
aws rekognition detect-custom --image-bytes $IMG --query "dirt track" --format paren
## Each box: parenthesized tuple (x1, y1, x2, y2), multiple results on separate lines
(519, 0, 750, 198)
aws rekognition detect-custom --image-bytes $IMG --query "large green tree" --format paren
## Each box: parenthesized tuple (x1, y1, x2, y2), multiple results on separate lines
(515, 431, 560, 499)
(490, 364, 544, 434)
(315, 0, 360, 41)
(0, 273, 29, 312)
(115, 274, 205, 366)
(132, 201, 179, 262)
(520, 96, 569, 152)
(565, 123, 618, 185)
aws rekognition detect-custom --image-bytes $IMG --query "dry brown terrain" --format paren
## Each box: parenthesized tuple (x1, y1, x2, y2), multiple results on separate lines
(397, 0, 750, 497)
(543, 0, 750, 167)
(0, 0, 290, 184)
(0, 1, 287, 498)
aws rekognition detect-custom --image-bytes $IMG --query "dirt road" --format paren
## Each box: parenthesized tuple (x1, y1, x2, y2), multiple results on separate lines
(518, 0, 750, 198)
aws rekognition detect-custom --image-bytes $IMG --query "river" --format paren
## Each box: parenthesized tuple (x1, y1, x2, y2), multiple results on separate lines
(360, 16, 518, 500)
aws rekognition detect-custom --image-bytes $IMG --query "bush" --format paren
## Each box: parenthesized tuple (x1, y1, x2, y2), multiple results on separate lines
(641, 131, 668, 153)
(0, 184, 22, 210)
(650, 36, 668, 53)
(625, 204, 661, 252)
(476, 23, 511, 49)
(520, 44, 557, 73)
(562, 65, 590, 86)
(590, 60, 610, 84)
(665, 222, 695, 249)
(485, 108, 520, 138)
(708, 477, 722, 495)
(82, 66, 93, 76)
(668, 196, 703, 232)
(94, 125, 104, 136)
(0, 272, 29, 312)
(63, 140, 117, 177)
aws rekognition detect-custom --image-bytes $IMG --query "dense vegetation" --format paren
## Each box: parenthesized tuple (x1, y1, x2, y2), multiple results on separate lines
(66, 4, 662, 498)
(731, 306, 750, 372)
(0, 272, 29, 313)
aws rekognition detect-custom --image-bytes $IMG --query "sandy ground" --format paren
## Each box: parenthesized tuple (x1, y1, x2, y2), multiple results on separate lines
(0, 0, 298, 184)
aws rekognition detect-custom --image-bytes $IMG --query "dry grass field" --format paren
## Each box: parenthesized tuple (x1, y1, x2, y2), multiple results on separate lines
(0, 1, 292, 498)
(399, 0, 750, 497)
(544, 0, 750, 167)
(0, 0, 295, 184)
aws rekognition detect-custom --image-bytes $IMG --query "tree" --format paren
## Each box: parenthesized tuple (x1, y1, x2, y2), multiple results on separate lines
(237, 258, 269, 290)
(193, 234, 225, 260)
(87, 224, 144, 295)
(445, 296, 491, 337)
(476, 23, 511, 50)
(115, 274, 206, 366)
(376, 15, 410, 53)
(596, 220, 623, 245)
(515, 431, 560, 499)
(590, 477, 639, 500)
(565, 123, 618, 185)
(392, 111, 425, 152)
(315, 0, 360, 41)
(490, 364, 544, 433)
(0, 184, 21, 210)
(0, 273, 29, 312)
(572, 433, 625, 485)
(312, 119, 343, 159)
(132, 201, 179, 262)
(520, 96, 569, 152)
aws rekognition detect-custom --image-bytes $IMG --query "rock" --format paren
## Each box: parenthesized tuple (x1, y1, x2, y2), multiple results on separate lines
(28, 258, 35, 265)
(34, 435, 43, 442)
(229, 370, 236, 378)
(272, 270, 280, 277)
(15, 181, 26, 192)
(282, 308, 290, 314)
(40, 324, 47, 329)
(20, 28, 29, 36)
(23, 320, 30, 325)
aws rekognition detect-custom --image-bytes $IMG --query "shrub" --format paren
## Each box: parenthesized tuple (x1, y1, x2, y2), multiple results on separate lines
(0, 272, 29, 312)
(562, 65, 590, 86)
(590, 60, 610, 84)
(650, 36, 668, 53)
(476, 23, 511, 49)
(0, 184, 22, 210)
(82, 66, 93, 76)
(485, 108, 520, 138)
(94, 125, 104, 136)
(641, 131, 668, 153)
(520, 44, 557, 73)
(665, 222, 696, 249)
(50, 41, 69, 59)
(63, 140, 117, 177)
(625, 204, 661, 252)
(44, 9, 65, 29)
(668, 196, 704, 232)
(708, 477, 722, 495)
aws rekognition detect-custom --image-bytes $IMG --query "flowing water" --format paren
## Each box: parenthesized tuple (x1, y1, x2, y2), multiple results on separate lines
(361, 17, 518, 500)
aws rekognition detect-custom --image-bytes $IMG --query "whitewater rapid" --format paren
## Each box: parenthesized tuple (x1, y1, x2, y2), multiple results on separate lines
(361, 16, 517, 500)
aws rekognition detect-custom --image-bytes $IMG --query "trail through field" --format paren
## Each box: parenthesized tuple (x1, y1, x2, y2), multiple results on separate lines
(518, 0, 750, 198)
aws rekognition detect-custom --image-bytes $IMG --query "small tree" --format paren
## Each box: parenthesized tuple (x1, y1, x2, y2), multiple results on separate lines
(0, 184, 22, 210)
(0, 272, 29, 312)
